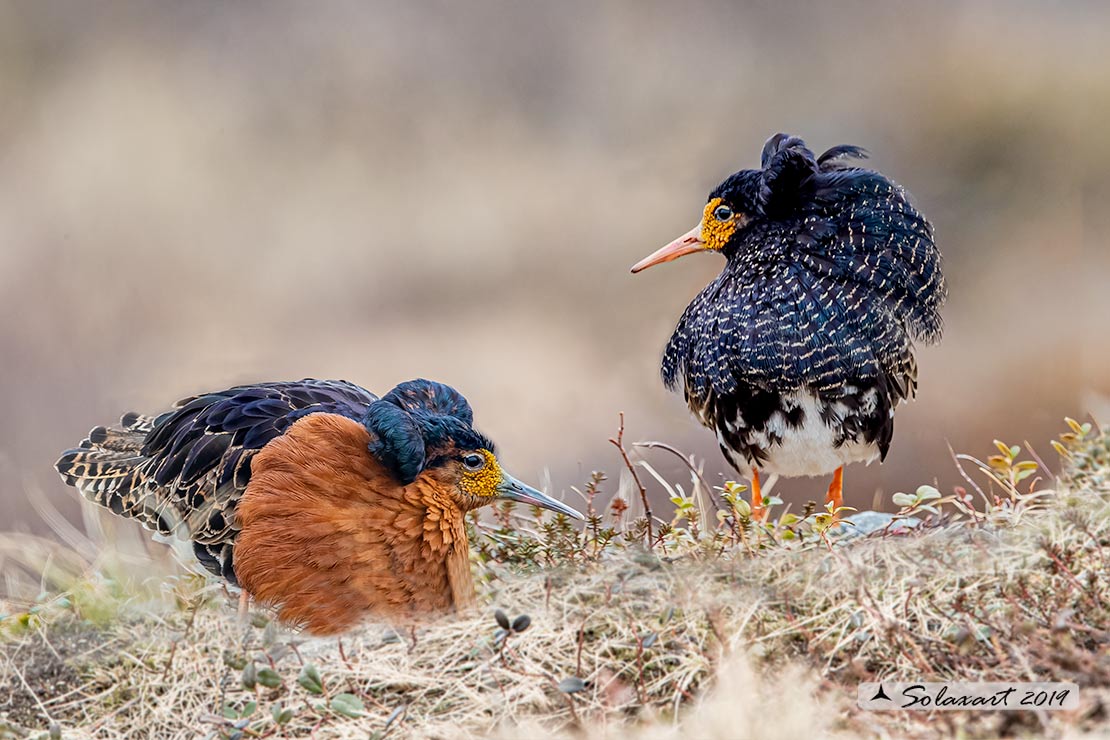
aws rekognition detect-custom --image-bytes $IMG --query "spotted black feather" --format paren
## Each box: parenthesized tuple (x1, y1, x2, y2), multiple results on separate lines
(659, 133, 945, 476)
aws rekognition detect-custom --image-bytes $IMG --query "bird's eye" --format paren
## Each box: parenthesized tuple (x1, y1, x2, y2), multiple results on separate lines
(462, 453, 485, 471)
(713, 204, 734, 221)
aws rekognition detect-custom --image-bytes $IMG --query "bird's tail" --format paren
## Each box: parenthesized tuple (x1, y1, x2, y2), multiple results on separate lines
(55, 412, 157, 518)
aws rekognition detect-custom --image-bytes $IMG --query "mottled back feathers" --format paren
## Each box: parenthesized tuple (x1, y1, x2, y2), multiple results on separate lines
(664, 135, 945, 402)
(660, 134, 946, 472)
(54, 378, 476, 583)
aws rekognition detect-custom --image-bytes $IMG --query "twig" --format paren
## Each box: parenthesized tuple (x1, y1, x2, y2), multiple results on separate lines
(162, 597, 201, 681)
(705, 608, 729, 658)
(576, 622, 586, 676)
(337, 638, 354, 671)
(609, 413, 653, 546)
(633, 440, 719, 511)
(9, 658, 54, 725)
(632, 625, 647, 706)
(1085, 412, 1103, 437)
(1023, 440, 1057, 488)
(947, 441, 991, 512)
(1041, 543, 1097, 605)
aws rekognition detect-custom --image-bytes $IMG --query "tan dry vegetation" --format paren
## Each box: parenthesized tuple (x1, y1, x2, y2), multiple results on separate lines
(1, 427, 1108, 739)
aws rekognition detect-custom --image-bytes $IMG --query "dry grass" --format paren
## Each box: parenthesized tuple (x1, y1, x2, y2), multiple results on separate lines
(2, 426, 1109, 740)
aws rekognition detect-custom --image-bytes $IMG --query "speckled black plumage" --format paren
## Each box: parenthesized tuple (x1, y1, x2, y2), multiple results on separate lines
(661, 134, 946, 476)
(55, 378, 478, 583)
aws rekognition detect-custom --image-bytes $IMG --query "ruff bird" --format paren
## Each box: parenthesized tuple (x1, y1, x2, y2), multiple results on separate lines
(631, 133, 946, 519)
(56, 378, 582, 633)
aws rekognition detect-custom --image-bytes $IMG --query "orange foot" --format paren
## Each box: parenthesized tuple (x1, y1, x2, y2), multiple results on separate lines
(238, 590, 250, 623)
(825, 466, 844, 523)
(750, 468, 767, 522)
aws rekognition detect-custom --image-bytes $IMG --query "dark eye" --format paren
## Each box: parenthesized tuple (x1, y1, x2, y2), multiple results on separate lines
(713, 204, 734, 221)
(462, 453, 485, 471)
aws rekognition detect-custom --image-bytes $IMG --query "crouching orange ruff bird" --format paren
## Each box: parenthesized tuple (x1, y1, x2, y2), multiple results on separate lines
(56, 378, 582, 634)
(631, 134, 946, 520)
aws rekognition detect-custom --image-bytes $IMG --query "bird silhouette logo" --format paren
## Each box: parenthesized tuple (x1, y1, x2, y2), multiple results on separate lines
(871, 684, 892, 702)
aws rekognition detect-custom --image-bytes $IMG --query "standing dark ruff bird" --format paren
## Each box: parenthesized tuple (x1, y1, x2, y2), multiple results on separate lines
(55, 378, 582, 633)
(631, 134, 946, 517)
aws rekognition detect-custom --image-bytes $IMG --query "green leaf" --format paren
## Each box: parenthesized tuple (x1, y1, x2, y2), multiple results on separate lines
(241, 662, 257, 690)
(256, 667, 282, 689)
(892, 492, 915, 507)
(223, 651, 248, 671)
(915, 485, 941, 500)
(272, 703, 295, 725)
(330, 693, 366, 718)
(261, 619, 279, 648)
(298, 663, 324, 695)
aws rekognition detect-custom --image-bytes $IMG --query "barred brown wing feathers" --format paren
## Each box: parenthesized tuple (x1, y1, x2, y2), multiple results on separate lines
(55, 379, 380, 580)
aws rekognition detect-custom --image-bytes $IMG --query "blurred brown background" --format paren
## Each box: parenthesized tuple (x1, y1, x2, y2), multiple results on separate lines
(2, 0, 1108, 531)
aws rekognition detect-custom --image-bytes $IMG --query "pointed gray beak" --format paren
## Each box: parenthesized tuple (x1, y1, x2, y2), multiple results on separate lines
(497, 472, 584, 520)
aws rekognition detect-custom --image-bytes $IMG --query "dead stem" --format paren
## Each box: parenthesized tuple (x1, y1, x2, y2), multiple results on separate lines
(608, 412, 654, 546)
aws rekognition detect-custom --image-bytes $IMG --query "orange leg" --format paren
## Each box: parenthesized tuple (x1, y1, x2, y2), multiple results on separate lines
(825, 466, 844, 521)
(238, 590, 250, 623)
(750, 469, 766, 521)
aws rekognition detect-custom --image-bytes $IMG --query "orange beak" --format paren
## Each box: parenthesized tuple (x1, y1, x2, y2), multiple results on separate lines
(630, 222, 707, 274)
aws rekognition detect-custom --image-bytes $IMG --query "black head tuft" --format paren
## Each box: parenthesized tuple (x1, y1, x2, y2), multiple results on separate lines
(759, 133, 815, 169)
(757, 134, 820, 218)
(817, 144, 869, 167)
(364, 400, 426, 484)
(364, 380, 492, 483)
(708, 134, 875, 223)
(415, 414, 495, 459)
(381, 379, 474, 425)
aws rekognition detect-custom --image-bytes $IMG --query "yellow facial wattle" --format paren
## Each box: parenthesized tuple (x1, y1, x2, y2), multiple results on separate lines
(459, 449, 504, 498)
(700, 197, 741, 251)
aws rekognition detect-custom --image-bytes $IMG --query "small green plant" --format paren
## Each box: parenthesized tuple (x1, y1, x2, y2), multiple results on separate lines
(892, 484, 943, 515)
